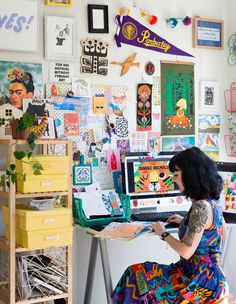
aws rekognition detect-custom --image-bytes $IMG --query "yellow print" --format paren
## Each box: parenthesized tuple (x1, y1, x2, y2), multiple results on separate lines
(137, 30, 171, 52)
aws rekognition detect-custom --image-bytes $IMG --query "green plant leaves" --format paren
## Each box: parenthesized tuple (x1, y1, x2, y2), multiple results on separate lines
(14, 151, 26, 160)
(32, 162, 44, 175)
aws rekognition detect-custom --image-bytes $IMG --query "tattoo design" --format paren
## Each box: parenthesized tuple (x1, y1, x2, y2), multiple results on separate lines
(184, 200, 208, 247)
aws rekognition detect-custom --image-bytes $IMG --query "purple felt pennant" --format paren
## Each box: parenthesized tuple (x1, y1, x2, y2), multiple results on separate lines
(115, 15, 193, 58)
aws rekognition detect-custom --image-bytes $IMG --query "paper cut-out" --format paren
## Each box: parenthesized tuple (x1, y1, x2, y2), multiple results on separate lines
(110, 53, 140, 76)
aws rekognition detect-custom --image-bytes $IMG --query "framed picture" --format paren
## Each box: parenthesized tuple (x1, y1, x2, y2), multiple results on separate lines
(200, 81, 219, 111)
(193, 17, 224, 49)
(73, 164, 92, 185)
(46, 0, 72, 6)
(0, 0, 38, 52)
(87, 4, 109, 33)
(45, 16, 76, 60)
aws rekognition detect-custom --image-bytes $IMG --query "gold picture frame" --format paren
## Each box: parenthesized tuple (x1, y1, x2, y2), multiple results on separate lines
(46, 0, 72, 7)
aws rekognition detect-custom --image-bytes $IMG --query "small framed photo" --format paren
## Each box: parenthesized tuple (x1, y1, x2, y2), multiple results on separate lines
(87, 4, 109, 33)
(200, 81, 219, 111)
(46, 0, 72, 6)
(73, 164, 92, 185)
(193, 17, 224, 50)
(45, 15, 76, 60)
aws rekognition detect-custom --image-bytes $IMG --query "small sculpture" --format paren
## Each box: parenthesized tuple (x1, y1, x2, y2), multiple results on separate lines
(110, 53, 140, 76)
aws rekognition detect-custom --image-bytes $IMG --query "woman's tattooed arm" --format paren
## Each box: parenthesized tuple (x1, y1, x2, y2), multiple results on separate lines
(183, 200, 208, 247)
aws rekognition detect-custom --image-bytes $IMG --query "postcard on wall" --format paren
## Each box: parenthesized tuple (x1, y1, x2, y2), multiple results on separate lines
(161, 136, 195, 152)
(23, 98, 54, 118)
(129, 132, 148, 152)
(41, 117, 56, 139)
(49, 62, 74, 83)
(72, 77, 91, 97)
(198, 114, 220, 133)
(64, 112, 80, 136)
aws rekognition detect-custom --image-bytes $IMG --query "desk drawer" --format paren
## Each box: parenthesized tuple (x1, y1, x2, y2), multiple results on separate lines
(2, 206, 72, 231)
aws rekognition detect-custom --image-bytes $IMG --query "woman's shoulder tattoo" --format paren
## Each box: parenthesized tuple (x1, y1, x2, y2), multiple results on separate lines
(183, 200, 208, 247)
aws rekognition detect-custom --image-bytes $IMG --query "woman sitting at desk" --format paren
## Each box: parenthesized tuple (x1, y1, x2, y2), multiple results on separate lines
(112, 147, 233, 303)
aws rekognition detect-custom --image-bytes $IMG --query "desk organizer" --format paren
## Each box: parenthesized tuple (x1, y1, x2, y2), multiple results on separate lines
(73, 193, 130, 227)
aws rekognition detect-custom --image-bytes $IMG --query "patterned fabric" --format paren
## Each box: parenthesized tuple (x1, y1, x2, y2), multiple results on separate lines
(112, 199, 231, 304)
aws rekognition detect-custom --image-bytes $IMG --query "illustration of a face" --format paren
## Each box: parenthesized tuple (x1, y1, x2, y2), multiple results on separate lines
(9, 82, 33, 109)
(93, 96, 106, 114)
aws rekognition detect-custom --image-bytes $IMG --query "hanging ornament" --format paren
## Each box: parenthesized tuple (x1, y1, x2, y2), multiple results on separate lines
(133, 1, 158, 25)
(166, 16, 192, 28)
(145, 62, 155, 75)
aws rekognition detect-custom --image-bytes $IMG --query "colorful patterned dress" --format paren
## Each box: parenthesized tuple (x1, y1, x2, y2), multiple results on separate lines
(112, 199, 230, 303)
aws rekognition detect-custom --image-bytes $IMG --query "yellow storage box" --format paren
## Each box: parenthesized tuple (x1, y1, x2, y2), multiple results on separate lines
(2, 206, 72, 231)
(5, 226, 73, 249)
(15, 155, 69, 193)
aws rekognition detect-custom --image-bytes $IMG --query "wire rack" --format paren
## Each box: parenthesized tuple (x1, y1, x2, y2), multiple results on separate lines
(15, 246, 70, 302)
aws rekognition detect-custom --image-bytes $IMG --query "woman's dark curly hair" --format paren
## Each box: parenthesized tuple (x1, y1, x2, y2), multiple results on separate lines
(169, 147, 223, 200)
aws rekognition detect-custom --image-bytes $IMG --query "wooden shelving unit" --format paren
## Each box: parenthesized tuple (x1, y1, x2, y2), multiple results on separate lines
(0, 139, 72, 304)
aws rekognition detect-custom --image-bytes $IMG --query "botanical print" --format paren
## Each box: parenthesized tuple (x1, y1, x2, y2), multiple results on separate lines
(161, 136, 195, 152)
(161, 62, 194, 136)
(0, 61, 43, 110)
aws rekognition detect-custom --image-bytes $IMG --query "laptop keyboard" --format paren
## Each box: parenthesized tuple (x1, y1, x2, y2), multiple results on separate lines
(131, 210, 188, 222)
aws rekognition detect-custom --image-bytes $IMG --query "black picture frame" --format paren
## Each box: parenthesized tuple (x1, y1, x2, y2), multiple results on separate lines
(88, 4, 109, 34)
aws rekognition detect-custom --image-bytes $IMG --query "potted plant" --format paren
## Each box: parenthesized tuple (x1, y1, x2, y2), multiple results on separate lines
(6, 112, 44, 188)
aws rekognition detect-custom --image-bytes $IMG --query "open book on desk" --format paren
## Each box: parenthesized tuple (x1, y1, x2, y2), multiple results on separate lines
(94, 221, 154, 241)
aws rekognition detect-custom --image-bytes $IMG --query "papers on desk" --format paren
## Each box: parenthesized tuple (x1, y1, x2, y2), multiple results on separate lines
(95, 221, 153, 240)
(74, 190, 124, 219)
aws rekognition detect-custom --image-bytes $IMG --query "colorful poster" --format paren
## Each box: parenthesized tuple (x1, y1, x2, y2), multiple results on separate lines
(161, 61, 195, 136)
(133, 161, 174, 193)
(137, 83, 152, 131)
(115, 15, 193, 57)
(0, 61, 43, 110)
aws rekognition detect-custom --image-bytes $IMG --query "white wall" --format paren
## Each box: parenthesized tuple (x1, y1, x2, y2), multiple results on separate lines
(0, 0, 236, 303)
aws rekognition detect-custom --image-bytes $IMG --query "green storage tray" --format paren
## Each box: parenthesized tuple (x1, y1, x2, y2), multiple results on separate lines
(73, 193, 130, 227)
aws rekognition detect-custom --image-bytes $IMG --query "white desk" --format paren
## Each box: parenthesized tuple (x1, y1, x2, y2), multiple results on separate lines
(80, 225, 178, 304)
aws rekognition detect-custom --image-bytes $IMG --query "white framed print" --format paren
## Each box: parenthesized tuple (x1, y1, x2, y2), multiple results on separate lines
(0, 0, 38, 52)
(45, 15, 76, 60)
(200, 81, 219, 111)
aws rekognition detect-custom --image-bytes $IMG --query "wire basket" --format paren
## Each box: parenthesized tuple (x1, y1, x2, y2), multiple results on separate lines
(27, 197, 56, 210)
(224, 135, 236, 157)
(224, 82, 236, 113)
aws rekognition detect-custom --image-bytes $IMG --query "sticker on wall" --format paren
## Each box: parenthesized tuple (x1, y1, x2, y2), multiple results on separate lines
(72, 77, 91, 97)
(116, 139, 130, 155)
(115, 15, 193, 57)
(137, 83, 152, 131)
(161, 61, 195, 136)
(161, 136, 195, 152)
(80, 38, 109, 76)
(147, 132, 160, 154)
(109, 94, 127, 117)
(145, 62, 155, 75)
